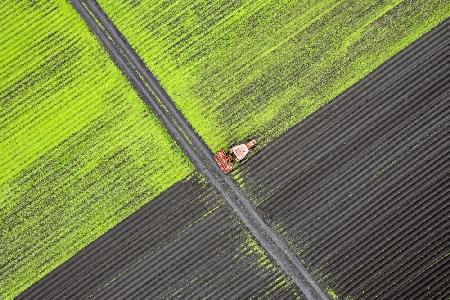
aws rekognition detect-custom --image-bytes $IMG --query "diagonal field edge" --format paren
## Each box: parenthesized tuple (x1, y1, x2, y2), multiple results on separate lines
(70, 0, 329, 299)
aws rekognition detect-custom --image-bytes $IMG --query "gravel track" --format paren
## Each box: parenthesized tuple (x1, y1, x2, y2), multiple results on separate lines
(238, 18, 450, 299)
(32, 0, 327, 299)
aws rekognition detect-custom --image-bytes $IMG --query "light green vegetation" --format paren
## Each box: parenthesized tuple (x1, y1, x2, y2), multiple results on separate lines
(240, 236, 275, 270)
(326, 287, 339, 299)
(0, 1, 192, 298)
(98, 0, 449, 151)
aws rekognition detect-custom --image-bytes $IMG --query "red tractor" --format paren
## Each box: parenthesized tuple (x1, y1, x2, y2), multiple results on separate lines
(214, 139, 257, 173)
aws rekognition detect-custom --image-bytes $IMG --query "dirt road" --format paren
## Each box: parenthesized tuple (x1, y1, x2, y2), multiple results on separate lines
(58, 0, 327, 299)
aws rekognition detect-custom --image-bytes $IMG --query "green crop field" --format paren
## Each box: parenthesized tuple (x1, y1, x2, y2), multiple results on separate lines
(98, 0, 450, 151)
(0, 1, 192, 298)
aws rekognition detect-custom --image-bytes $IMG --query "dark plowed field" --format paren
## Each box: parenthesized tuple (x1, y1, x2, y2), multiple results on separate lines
(19, 175, 302, 299)
(238, 19, 450, 299)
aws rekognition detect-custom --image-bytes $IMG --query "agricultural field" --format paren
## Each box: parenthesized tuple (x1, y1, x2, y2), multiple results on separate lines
(238, 21, 450, 299)
(3, 0, 449, 298)
(98, 0, 450, 151)
(20, 174, 303, 299)
(0, 1, 192, 298)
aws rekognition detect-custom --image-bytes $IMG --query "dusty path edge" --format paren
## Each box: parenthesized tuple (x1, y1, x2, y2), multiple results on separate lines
(70, 0, 329, 299)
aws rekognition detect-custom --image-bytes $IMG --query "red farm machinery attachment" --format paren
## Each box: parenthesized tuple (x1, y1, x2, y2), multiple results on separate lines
(214, 139, 257, 174)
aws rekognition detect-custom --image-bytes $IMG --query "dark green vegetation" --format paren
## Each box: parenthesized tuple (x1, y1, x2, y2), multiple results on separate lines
(19, 174, 303, 299)
(237, 21, 450, 299)
(98, 0, 449, 150)
(0, 1, 191, 298)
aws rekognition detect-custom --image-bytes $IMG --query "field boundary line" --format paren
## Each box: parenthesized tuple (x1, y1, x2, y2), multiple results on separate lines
(71, 0, 329, 299)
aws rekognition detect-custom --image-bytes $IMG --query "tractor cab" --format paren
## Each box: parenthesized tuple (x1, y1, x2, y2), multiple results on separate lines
(214, 139, 257, 173)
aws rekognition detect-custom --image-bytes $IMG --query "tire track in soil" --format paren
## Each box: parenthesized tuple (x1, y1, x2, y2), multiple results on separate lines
(238, 18, 450, 299)
(18, 176, 301, 299)
(45, 0, 327, 299)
